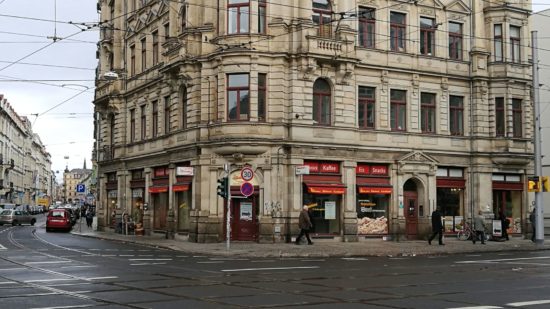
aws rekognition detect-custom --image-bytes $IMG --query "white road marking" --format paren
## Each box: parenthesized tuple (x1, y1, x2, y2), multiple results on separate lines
(342, 257, 369, 261)
(0, 281, 14, 285)
(24, 278, 74, 283)
(456, 256, 550, 264)
(59, 265, 97, 269)
(87, 276, 118, 280)
(0, 268, 26, 271)
(301, 259, 325, 262)
(0, 243, 6, 250)
(222, 266, 320, 272)
(25, 261, 69, 265)
(508, 300, 550, 307)
(197, 261, 224, 264)
(130, 263, 167, 266)
(447, 306, 502, 309)
(128, 258, 172, 261)
(118, 254, 134, 257)
(30, 305, 95, 309)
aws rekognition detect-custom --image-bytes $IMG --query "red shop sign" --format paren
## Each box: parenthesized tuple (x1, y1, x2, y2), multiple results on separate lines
(304, 161, 319, 173)
(356, 164, 388, 176)
(304, 161, 340, 174)
(356, 165, 370, 175)
(371, 165, 388, 176)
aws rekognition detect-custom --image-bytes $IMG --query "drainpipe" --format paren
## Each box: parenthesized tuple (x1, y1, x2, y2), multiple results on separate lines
(468, 0, 475, 224)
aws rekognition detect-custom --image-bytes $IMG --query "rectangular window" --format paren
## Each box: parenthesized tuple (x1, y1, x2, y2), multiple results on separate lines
(313, 0, 332, 38)
(227, 74, 250, 121)
(494, 24, 503, 62)
(390, 12, 406, 52)
(130, 108, 136, 142)
(152, 100, 158, 138)
(152, 31, 158, 65)
(358, 86, 375, 129)
(164, 96, 170, 134)
(130, 45, 135, 76)
(181, 6, 187, 31)
(449, 95, 464, 136)
(390, 89, 406, 131)
(140, 105, 146, 140)
(258, 0, 266, 34)
(510, 26, 521, 63)
(141, 38, 146, 72)
(228, 0, 249, 34)
(421, 93, 436, 133)
(258, 73, 266, 122)
(358, 7, 375, 48)
(449, 22, 463, 60)
(164, 23, 170, 40)
(420, 17, 435, 56)
(512, 99, 522, 137)
(496, 97, 505, 137)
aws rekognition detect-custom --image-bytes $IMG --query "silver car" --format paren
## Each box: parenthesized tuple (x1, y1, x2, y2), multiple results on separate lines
(0, 209, 36, 226)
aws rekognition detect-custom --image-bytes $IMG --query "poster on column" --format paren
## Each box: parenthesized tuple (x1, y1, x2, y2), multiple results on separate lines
(325, 201, 336, 220)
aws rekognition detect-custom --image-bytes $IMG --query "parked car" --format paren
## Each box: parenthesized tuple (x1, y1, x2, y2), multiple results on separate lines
(0, 209, 36, 226)
(46, 209, 72, 232)
(0, 203, 16, 210)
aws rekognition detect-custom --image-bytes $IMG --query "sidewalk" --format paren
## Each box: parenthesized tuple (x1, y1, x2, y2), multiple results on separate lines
(71, 224, 550, 258)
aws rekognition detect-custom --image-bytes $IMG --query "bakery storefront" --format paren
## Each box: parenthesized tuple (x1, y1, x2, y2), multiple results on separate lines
(302, 161, 346, 236)
(356, 164, 391, 236)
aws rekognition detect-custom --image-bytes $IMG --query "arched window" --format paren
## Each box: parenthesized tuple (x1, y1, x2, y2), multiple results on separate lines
(312, 0, 332, 37)
(313, 79, 331, 125)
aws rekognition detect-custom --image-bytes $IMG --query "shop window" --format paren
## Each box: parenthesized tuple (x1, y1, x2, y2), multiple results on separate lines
(437, 187, 464, 232)
(130, 108, 136, 142)
(258, 73, 267, 122)
(303, 193, 341, 235)
(493, 190, 522, 233)
(357, 194, 388, 234)
(313, 79, 331, 125)
(358, 7, 375, 48)
(258, 0, 266, 34)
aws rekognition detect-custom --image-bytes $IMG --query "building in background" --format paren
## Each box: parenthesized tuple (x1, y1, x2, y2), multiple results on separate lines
(0, 95, 53, 206)
(62, 160, 92, 205)
(94, 0, 534, 242)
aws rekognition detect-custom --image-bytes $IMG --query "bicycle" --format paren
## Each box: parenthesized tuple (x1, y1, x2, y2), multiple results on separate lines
(457, 220, 490, 242)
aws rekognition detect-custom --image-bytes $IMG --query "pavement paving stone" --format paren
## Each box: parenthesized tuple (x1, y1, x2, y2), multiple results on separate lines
(71, 227, 550, 258)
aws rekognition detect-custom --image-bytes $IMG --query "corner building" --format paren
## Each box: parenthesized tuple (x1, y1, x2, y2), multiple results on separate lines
(93, 0, 534, 242)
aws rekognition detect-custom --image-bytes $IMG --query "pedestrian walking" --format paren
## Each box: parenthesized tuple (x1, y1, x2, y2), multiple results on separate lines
(472, 210, 486, 244)
(428, 206, 444, 245)
(295, 205, 313, 245)
(86, 210, 94, 228)
(530, 208, 536, 243)
(499, 210, 509, 241)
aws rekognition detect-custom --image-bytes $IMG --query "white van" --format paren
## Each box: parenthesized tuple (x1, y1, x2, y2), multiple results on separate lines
(0, 203, 16, 210)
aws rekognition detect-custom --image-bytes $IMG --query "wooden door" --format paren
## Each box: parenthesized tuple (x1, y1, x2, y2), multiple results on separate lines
(153, 193, 168, 230)
(404, 191, 418, 240)
(229, 197, 258, 241)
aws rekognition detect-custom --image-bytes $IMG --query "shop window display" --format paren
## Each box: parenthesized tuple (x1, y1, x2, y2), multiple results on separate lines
(356, 194, 388, 234)
(436, 187, 463, 232)
(304, 195, 340, 235)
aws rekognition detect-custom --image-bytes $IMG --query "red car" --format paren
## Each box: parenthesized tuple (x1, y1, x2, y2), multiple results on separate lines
(46, 209, 72, 232)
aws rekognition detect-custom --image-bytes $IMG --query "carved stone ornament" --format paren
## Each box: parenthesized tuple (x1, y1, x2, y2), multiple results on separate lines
(398, 151, 439, 164)
(302, 58, 317, 80)
(412, 74, 420, 87)
(381, 70, 389, 84)
(441, 77, 449, 90)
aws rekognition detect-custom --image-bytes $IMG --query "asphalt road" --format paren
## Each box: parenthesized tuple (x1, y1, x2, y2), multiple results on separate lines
(1, 216, 550, 309)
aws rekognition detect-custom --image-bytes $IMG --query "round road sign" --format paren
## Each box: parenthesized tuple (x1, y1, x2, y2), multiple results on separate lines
(240, 182, 254, 197)
(241, 167, 254, 182)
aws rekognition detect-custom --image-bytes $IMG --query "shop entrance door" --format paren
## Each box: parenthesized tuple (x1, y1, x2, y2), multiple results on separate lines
(227, 197, 258, 241)
(404, 191, 418, 240)
(153, 193, 168, 230)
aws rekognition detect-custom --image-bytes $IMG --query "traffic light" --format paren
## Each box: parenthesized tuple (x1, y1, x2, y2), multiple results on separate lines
(528, 176, 541, 192)
(543, 176, 549, 192)
(217, 177, 228, 198)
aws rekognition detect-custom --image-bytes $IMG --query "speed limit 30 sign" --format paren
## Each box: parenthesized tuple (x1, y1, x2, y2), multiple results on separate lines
(241, 167, 254, 182)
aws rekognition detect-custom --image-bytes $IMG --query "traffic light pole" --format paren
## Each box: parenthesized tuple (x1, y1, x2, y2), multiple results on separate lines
(224, 164, 231, 250)
(532, 31, 544, 246)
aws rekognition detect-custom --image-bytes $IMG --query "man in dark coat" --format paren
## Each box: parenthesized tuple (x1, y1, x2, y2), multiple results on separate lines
(428, 207, 444, 245)
(295, 205, 313, 245)
(530, 209, 536, 243)
(499, 210, 509, 241)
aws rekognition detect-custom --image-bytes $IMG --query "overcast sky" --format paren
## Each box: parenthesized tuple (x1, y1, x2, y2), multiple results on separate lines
(0, 1, 549, 179)
(0, 0, 98, 178)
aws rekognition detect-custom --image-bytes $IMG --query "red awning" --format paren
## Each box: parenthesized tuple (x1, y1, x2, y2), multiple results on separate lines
(305, 183, 346, 195)
(172, 184, 190, 192)
(358, 186, 392, 194)
(148, 186, 168, 193)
